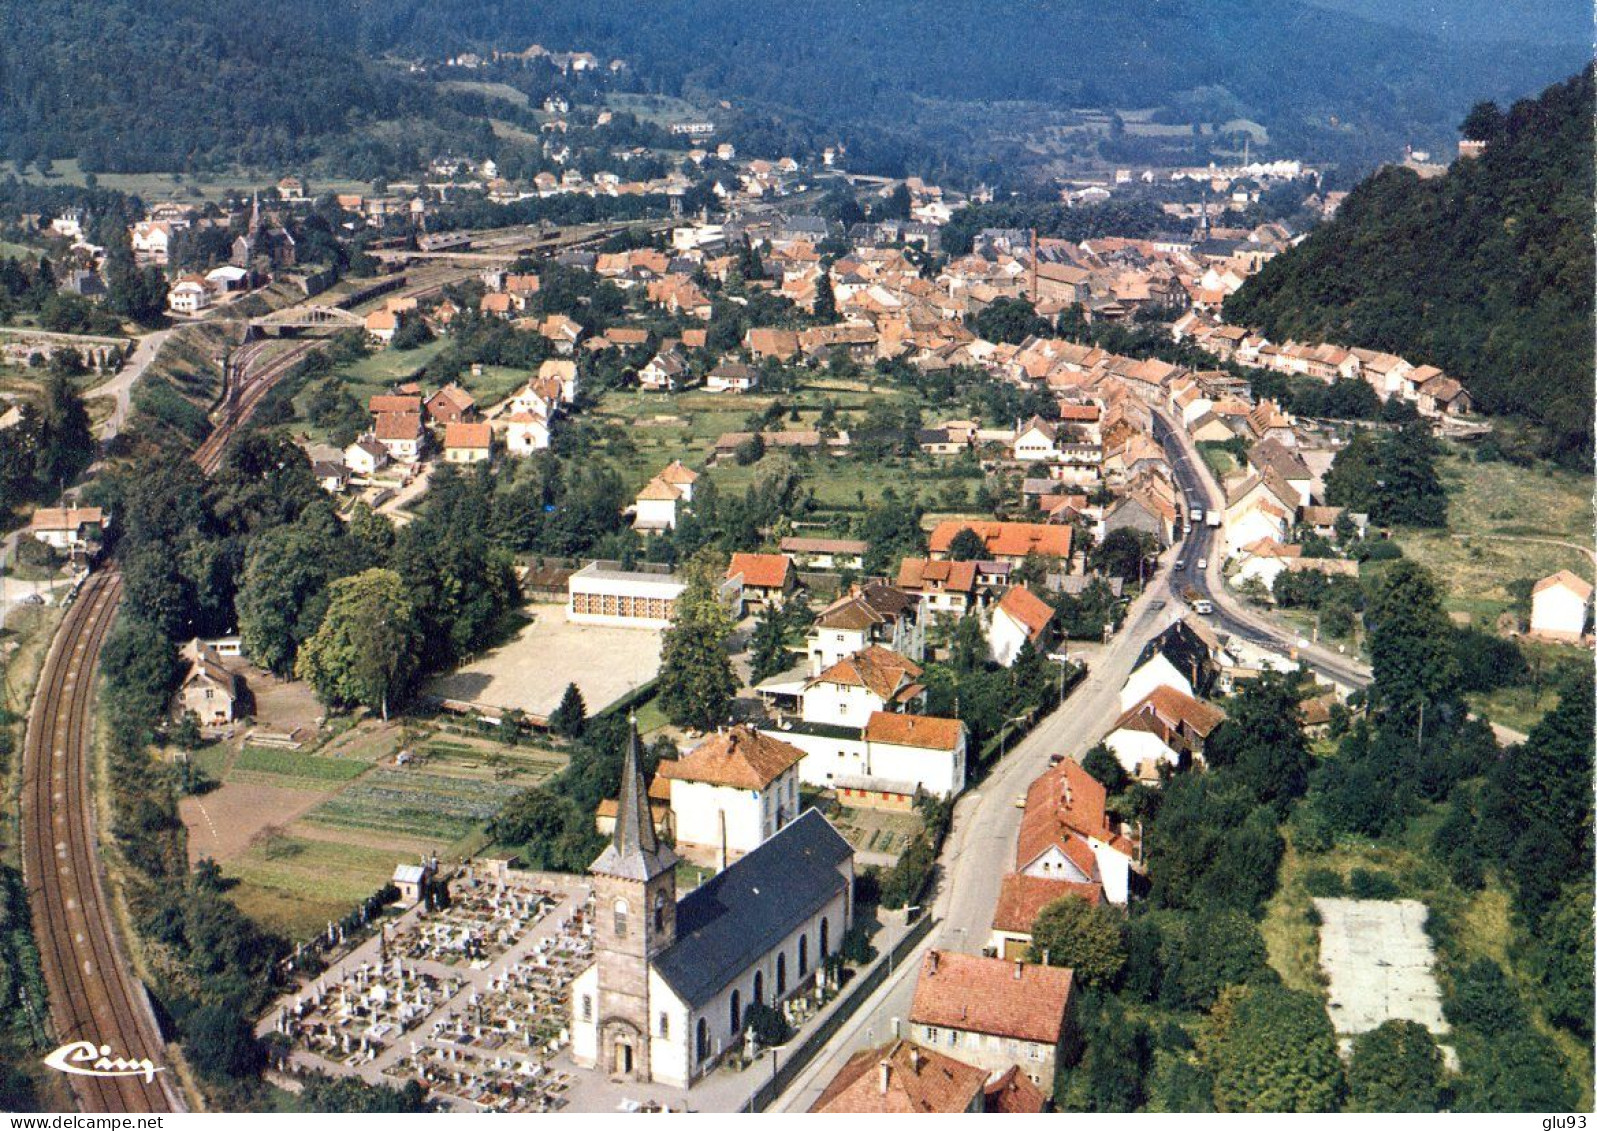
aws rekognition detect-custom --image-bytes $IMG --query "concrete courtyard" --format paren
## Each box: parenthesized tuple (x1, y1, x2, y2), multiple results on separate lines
(1314, 897, 1451, 1050)
(429, 602, 662, 721)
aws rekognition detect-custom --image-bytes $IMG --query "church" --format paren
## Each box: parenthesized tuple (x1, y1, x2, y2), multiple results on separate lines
(569, 726, 855, 1088)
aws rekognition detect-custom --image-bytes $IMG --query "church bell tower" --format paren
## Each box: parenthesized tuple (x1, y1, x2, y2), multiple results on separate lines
(588, 719, 678, 1080)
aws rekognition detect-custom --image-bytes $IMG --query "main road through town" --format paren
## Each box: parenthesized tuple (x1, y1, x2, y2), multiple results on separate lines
(774, 405, 1377, 1111)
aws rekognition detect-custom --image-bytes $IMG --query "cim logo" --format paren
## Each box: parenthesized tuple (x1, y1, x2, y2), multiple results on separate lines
(43, 1041, 165, 1083)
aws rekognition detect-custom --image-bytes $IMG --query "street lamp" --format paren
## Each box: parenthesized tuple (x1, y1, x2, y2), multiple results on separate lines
(998, 714, 1029, 762)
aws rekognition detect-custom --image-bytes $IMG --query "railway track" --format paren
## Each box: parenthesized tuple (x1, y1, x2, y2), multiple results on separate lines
(16, 227, 623, 1110)
(20, 572, 177, 1113)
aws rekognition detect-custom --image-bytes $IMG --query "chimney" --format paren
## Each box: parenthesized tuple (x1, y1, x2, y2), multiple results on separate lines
(909, 1046, 922, 1072)
(1014, 959, 1024, 981)
(929, 951, 939, 974)
(717, 810, 728, 875)
(878, 1060, 891, 1095)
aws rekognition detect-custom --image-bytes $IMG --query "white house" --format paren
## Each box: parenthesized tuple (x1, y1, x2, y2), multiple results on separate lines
(1012, 416, 1061, 462)
(504, 412, 551, 455)
(988, 585, 1053, 667)
(657, 726, 804, 861)
(1104, 685, 1226, 782)
(855, 712, 966, 802)
(167, 277, 210, 314)
(1016, 758, 1139, 906)
(373, 412, 424, 463)
(1529, 570, 1593, 643)
(27, 507, 104, 551)
(633, 477, 685, 531)
(800, 646, 924, 728)
(343, 438, 388, 476)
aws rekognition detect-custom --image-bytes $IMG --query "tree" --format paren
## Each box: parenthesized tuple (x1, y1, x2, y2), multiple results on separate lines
(973, 296, 1047, 344)
(1056, 994, 1154, 1112)
(295, 569, 420, 719)
(236, 521, 337, 676)
(1093, 528, 1157, 582)
(549, 682, 587, 738)
(1523, 882, 1594, 1038)
(1029, 896, 1127, 987)
(1201, 983, 1345, 1113)
(657, 550, 739, 730)
(1479, 673, 1593, 920)
(299, 1073, 428, 1113)
(1082, 743, 1131, 795)
(1456, 1028, 1579, 1113)
(1346, 1020, 1442, 1112)
(813, 273, 837, 322)
(749, 600, 793, 683)
(1203, 670, 1311, 809)
(946, 525, 987, 561)
(34, 371, 94, 489)
(1365, 560, 1459, 725)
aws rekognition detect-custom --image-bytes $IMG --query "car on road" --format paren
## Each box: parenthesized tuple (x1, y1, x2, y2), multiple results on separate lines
(1174, 558, 1187, 571)
(1192, 599, 1214, 615)
(1197, 557, 1208, 569)
(1048, 753, 1066, 766)
(1150, 599, 1167, 611)
(1014, 794, 1028, 809)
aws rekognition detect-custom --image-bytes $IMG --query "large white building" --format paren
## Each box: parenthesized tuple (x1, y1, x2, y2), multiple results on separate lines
(570, 731, 854, 1088)
(658, 727, 804, 862)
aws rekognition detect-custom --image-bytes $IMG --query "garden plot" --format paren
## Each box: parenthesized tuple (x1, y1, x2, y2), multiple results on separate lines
(303, 769, 525, 842)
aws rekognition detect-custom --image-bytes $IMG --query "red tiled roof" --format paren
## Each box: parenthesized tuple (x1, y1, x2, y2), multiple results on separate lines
(909, 951, 1075, 1045)
(1111, 684, 1226, 741)
(984, 1065, 1047, 1114)
(928, 521, 1072, 560)
(863, 711, 963, 752)
(992, 874, 1103, 935)
(897, 558, 978, 593)
(369, 394, 421, 415)
(1016, 759, 1113, 872)
(996, 585, 1054, 638)
(374, 412, 422, 440)
(810, 1040, 987, 1114)
(727, 552, 790, 591)
(443, 421, 491, 450)
(810, 646, 923, 702)
(657, 725, 804, 791)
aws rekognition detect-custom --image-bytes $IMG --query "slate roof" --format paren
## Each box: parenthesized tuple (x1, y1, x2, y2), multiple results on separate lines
(653, 809, 851, 1008)
(1134, 620, 1216, 697)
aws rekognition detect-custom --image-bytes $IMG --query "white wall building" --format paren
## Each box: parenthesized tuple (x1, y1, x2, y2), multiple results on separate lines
(658, 727, 804, 861)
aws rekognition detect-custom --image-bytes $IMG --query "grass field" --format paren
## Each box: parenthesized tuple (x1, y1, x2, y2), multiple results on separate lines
(439, 80, 530, 108)
(229, 746, 371, 788)
(227, 833, 420, 938)
(5, 159, 370, 203)
(1392, 450, 1593, 624)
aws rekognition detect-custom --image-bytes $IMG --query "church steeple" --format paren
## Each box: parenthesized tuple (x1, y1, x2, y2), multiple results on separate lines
(592, 717, 677, 881)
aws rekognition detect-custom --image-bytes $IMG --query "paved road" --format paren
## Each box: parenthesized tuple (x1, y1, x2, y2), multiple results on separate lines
(83, 328, 175, 442)
(774, 559, 1186, 1110)
(776, 408, 1393, 1111)
(1152, 409, 1371, 691)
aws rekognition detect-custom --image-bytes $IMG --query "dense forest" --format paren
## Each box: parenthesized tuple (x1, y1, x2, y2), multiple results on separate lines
(1225, 68, 1595, 464)
(0, 0, 1580, 178)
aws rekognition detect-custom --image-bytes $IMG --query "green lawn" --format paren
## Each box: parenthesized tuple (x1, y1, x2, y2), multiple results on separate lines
(1392, 449, 1593, 625)
(227, 833, 414, 939)
(229, 746, 372, 787)
(4, 158, 370, 202)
